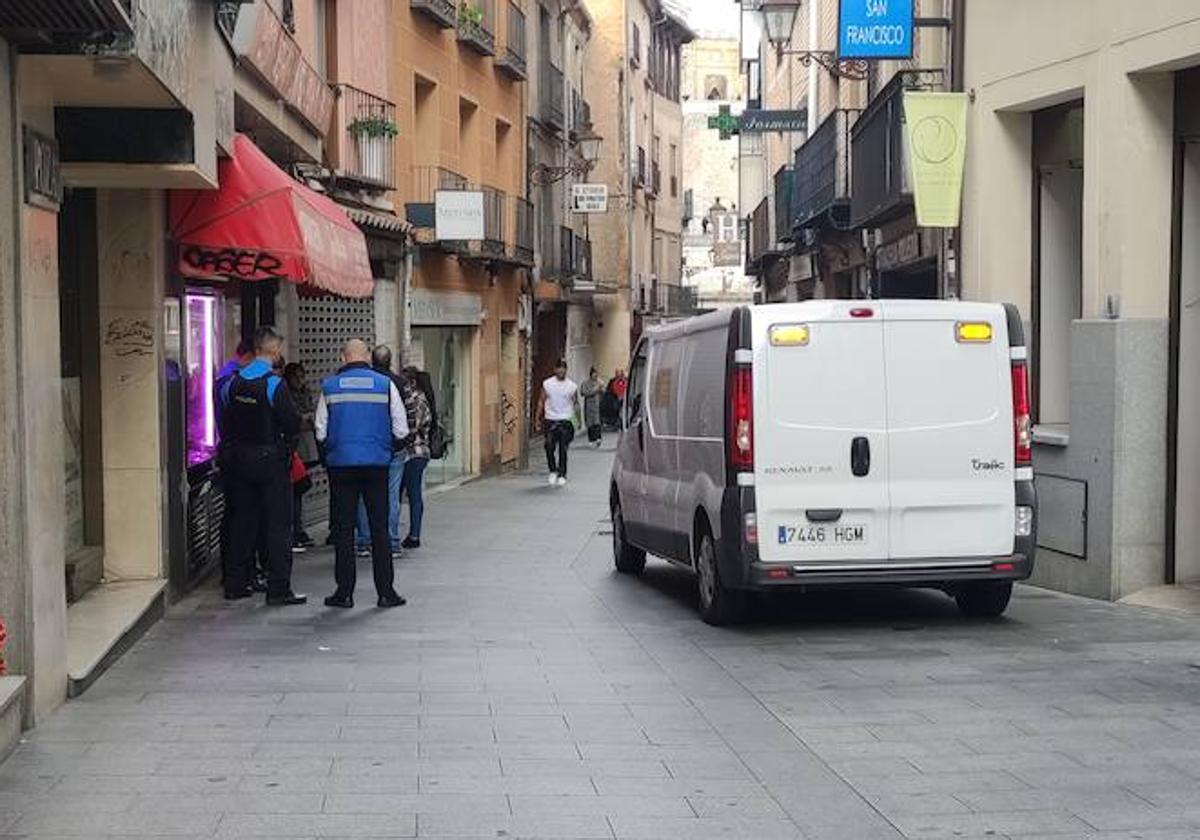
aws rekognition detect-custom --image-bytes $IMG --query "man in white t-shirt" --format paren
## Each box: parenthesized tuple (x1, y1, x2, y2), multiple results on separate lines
(536, 359, 580, 486)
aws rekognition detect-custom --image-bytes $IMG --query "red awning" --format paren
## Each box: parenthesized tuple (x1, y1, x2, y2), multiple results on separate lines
(169, 134, 374, 298)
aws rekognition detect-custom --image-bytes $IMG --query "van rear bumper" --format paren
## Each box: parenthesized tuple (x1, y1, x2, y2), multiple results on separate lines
(744, 555, 1033, 589)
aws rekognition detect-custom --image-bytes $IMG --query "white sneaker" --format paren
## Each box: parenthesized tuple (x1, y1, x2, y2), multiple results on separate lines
(547, 474, 559, 486)
(557, 476, 568, 486)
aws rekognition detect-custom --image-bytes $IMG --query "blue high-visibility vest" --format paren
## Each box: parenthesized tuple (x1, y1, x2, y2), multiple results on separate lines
(322, 365, 393, 467)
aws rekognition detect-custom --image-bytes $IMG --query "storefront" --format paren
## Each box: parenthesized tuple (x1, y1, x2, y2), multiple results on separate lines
(408, 288, 481, 487)
(166, 135, 374, 592)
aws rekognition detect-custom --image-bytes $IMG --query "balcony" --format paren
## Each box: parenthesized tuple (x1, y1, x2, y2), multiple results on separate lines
(411, 0, 457, 29)
(406, 165, 469, 244)
(0, 0, 133, 44)
(496, 1, 527, 80)
(514, 198, 535, 265)
(851, 73, 913, 228)
(332, 84, 396, 190)
(773, 165, 794, 244)
(793, 108, 860, 231)
(634, 146, 646, 189)
(456, 0, 496, 56)
(540, 222, 563, 279)
(746, 197, 771, 275)
(569, 88, 591, 140)
(540, 63, 565, 130)
(481, 187, 506, 257)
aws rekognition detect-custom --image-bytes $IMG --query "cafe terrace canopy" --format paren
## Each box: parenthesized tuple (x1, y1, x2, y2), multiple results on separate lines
(169, 134, 374, 298)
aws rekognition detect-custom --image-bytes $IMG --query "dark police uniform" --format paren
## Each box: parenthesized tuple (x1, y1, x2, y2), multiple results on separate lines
(219, 358, 301, 599)
(319, 362, 406, 603)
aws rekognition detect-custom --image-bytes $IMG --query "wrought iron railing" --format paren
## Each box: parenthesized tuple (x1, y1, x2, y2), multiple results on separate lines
(793, 108, 860, 230)
(540, 222, 562, 278)
(405, 165, 469, 233)
(333, 84, 396, 189)
(773, 165, 794, 243)
(482, 187, 506, 255)
(456, 0, 496, 56)
(851, 73, 912, 228)
(747, 196, 771, 273)
(411, 0, 457, 29)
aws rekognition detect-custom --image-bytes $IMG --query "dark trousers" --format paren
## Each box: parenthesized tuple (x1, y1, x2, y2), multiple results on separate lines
(400, 456, 429, 540)
(293, 484, 309, 539)
(544, 420, 574, 477)
(330, 466, 396, 599)
(223, 445, 293, 597)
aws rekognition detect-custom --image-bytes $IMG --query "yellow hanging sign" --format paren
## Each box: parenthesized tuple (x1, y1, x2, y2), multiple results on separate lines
(903, 91, 969, 228)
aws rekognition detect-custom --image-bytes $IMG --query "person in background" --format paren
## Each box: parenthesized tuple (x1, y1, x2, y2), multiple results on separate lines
(353, 345, 407, 558)
(217, 339, 255, 390)
(399, 366, 435, 549)
(580, 367, 605, 448)
(536, 359, 579, 487)
(215, 338, 256, 592)
(609, 368, 628, 404)
(284, 362, 317, 551)
(218, 326, 306, 606)
(316, 339, 409, 609)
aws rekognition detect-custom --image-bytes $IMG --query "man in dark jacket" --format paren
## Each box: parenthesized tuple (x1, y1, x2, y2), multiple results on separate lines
(218, 326, 306, 605)
(316, 339, 409, 609)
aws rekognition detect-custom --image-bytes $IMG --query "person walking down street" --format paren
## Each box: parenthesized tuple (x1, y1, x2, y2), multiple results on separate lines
(537, 359, 579, 487)
(399, 367, 435, 549)
(317, 339, 409, 609)
(352, 345, 407, 558)
(217, 327, 307, 606)
(284, 362, 318, 551)
(580, 368, 605, 447)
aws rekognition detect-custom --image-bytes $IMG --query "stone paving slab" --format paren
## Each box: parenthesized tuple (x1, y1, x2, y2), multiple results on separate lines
(3, 444, 1200, 839)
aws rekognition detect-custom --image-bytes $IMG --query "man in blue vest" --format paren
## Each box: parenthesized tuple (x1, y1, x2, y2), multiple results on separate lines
(316, 338, 410, 609)
(218, 326, 306, 606)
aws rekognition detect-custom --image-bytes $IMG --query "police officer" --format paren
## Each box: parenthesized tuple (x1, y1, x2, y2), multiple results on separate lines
(218, 326, 307, 606)
(316, 338, 409, 609)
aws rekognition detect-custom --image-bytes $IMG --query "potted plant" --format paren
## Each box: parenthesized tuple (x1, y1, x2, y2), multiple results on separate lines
(458, 2, 484, 36)
(347, 112, 398, 183)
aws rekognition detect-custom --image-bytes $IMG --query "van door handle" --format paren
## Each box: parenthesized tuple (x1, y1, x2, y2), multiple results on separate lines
(807, 509, 843, 523)
(851, 436, 871, 477)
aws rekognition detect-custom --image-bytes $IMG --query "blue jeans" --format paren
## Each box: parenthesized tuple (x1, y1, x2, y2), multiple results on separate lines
(356, 454, 404, 549)
(400, 457, 429, 540)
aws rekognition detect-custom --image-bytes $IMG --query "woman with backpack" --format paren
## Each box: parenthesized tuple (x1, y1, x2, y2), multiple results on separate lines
(399, 367, 437, 549)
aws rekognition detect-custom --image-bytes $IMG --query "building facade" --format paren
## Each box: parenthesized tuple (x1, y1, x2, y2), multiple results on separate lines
(586, 0, 693, 377)
(681, 36, 754, 310)
(961, 1, 1200, 601)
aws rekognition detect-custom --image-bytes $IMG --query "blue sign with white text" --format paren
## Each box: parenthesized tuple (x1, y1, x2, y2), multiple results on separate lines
(838, 0, 914, 60)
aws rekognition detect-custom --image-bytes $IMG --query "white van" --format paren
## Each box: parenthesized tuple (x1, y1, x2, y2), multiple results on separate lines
(610, 300, 1037, 625)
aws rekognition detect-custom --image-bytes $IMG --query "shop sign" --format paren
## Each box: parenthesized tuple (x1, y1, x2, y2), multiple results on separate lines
(410, 289, 483, 326)
(712, 241, 742, 268)
(435, 190, 485, 241)
(739, 110, 808, 134)
(23, 126, 62, 211)
(838, 0, 914, 60)
(571, 184, 608, 214)
(903, 91, 969, 228)
(876, 231, 922, 271)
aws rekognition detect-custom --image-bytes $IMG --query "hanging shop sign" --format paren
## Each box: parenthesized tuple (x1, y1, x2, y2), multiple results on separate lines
(571, 184, 608, 213)
(838, 0, 914, 60)
(739, 110, 808, 134)
(903, 91, 969, 228)
(435, 190, 485, 241)
(707, 105, 740, 140)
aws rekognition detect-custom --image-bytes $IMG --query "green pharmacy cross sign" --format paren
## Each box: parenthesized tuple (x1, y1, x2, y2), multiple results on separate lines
(707, 107, 809, 140)
(707, 106, 740, 140)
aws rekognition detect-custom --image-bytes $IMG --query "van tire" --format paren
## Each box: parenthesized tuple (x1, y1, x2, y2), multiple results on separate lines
(612, 500, 646, 574)
(955, 581, 1013, 618)
(695, 530, 745, 626)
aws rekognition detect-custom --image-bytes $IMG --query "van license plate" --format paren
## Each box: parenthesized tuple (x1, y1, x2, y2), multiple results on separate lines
(778, 524, 868, 545)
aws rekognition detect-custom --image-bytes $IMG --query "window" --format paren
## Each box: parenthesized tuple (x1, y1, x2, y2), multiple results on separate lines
(1032, 102, 1084, 429)
(679, 328, 727, 439)
(670, 144, 678, 197)
(630, 23, 641, 68)
(627, 343, 648, 424)
(648, 339, 682, 436)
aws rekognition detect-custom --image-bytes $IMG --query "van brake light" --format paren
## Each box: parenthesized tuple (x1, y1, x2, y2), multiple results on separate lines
(729, 365, 754, 472)
(1011, 361, 1032, 467)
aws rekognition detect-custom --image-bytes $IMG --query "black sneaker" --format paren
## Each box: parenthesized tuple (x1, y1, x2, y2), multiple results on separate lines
(224, 588, 254, 601)
(401, 537, 421, 550)
(295, 532, 316, 548)
(266, 591, 308, 606)
(250, 574, 268, 593)
(323, 594, 354, 609)
(377, 593, 407, 608)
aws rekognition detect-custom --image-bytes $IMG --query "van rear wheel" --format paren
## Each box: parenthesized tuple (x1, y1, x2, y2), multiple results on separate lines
(955, 581, 1013, 618)
(696, 530, 745, 626)
(612, 500, 646, 574)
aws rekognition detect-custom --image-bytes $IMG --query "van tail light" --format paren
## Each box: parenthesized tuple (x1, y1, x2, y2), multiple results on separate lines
(729, 364, 754, 472)
(1011, 361, 1032, 467)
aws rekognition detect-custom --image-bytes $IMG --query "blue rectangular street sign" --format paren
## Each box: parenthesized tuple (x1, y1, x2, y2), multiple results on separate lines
(838, 0, 914, 60)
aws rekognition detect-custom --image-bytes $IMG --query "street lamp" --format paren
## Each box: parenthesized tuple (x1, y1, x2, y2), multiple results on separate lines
(761, 1, 800, 49)
(529, 122, 605, 185)
(576, 123, 603, 170)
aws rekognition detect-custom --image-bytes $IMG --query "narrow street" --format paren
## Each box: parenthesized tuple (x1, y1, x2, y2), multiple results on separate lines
(0, 446, 1198, 839)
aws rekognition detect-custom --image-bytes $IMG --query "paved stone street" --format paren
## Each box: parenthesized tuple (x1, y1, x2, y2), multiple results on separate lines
(3, 444, 1200, 839)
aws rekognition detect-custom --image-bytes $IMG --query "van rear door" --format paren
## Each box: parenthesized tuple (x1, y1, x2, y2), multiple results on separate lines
(881, 301, 1015, 560)
(753, 302, 891, 564)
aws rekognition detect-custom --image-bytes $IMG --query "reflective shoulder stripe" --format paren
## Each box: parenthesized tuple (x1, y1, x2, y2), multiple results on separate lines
(338, 376, 380, 390)
(326, 393, 391, 405)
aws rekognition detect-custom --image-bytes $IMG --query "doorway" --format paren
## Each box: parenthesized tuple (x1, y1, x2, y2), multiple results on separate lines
(413, 326, 472, 485)
(1172, 140, 1200, 584)
(58, 189, 104, 603)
